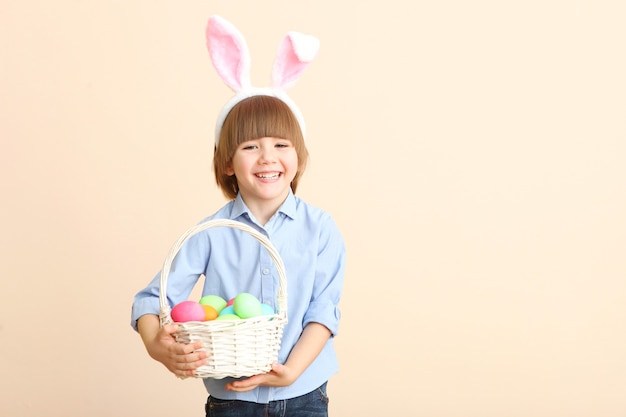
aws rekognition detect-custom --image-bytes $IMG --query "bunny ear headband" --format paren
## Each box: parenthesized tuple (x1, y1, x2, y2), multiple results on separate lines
(206, 15, 320, 145)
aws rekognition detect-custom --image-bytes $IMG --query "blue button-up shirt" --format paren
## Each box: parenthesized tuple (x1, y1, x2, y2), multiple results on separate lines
(131, 191, 346, 402)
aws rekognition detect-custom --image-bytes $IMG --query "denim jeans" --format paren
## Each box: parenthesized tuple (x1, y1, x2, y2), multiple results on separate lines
(205, 382, 329, 417)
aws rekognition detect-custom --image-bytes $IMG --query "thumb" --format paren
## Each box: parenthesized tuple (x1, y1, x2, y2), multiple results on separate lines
(271, 362, 285, 374)
(161, 323, 179, 335)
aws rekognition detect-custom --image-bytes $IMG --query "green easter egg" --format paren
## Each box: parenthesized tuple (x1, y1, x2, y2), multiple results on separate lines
(199, 294, 227, 313)
(233, 293, 263, 319)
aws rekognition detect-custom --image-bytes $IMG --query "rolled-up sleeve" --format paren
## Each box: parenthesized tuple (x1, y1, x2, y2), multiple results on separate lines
(302, 216, 346, 336)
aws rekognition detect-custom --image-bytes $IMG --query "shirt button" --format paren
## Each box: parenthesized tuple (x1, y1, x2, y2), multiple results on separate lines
(262, 268, 270, 275)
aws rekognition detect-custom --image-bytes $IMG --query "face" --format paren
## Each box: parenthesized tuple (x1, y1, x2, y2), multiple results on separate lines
(226, 136, 298, 208)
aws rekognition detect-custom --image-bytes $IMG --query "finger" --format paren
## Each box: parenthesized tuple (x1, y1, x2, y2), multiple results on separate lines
(270, 362, 286, 376)
(175, 367, 195, 378)
(227, 374, 265, 391)
(182, 341, 206, 354)
(161, 324, 179, 335)
(182, 351, 209, 366)
(179, 347, 208, 364)
(170, 341, 205, 357)
(225, 382, 256, 392)
(174, 356, 207, 376)
(172, 348, 207, 366)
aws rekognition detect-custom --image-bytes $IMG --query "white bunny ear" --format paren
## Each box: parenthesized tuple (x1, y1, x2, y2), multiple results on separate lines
(272, 31, 320, 89)
(206, 15, 251, 91)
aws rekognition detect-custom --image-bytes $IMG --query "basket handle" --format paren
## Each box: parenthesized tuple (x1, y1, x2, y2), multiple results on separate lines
(159, 219, 288, 323)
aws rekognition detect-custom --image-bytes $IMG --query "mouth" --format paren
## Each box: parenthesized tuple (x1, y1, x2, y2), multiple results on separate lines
(255, 172, 281, 180)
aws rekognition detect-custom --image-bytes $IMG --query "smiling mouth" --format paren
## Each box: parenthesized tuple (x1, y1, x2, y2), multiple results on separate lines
(256, 172, 281, 179)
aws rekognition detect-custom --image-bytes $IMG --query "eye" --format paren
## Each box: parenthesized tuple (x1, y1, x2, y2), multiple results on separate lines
(240, 142, 258, 150)
(275, 141, 293, 148)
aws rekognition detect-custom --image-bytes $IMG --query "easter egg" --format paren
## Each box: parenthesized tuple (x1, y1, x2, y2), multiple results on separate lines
(233, 293, 263, 319)
(219, 305, 236, 316)
(216, 314, 241, 321)
(202, 304, 218, 321)
(261, 303, 275, 316)
(226, 297, 235, 307)
(171, 301, 205, 323)
(199, 295, 227, 313)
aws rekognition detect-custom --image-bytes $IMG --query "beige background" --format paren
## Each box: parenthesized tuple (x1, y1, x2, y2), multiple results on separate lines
(1, 1, 625, 416)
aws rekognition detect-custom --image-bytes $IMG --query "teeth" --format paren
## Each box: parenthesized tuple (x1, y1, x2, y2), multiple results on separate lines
(256, 173, 280, 179)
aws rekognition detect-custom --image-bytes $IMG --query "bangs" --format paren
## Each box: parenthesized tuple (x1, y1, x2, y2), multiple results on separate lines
(225, 95, 303, 146)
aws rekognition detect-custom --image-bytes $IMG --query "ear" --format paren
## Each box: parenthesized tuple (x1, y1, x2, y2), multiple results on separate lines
(206, 15, 251, 91)
(224, 162, 235, 176)
(272, 31, 320, 90)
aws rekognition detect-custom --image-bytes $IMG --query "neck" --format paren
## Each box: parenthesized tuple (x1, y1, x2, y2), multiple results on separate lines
(250, 205, 277, 226)
(241, 194, 288, 226)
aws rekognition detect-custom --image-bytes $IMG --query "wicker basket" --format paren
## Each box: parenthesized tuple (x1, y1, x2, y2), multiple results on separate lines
(158, 219, 288, 379)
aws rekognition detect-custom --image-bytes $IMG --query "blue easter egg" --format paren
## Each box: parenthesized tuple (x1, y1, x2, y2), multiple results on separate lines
(219, 305, 236, 316)
(261, 303, 275, 316)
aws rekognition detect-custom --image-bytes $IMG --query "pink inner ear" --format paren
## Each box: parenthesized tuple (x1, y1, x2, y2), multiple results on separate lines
(272, 36, 309, 89)
(206, 16, 250, 91)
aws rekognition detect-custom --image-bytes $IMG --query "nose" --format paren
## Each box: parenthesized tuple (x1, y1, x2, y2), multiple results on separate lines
(258, 146, 276, 164)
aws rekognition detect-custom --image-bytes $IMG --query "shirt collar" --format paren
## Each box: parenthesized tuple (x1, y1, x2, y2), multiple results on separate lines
(229, 190, 297, 221)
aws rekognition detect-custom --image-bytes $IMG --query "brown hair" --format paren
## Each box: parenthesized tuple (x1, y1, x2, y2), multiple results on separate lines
(213, 95, 309, 200)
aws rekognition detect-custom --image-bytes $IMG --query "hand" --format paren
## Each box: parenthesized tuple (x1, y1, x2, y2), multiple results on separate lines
(144, 323, 208, 378)
(224, 322, 331, 392)
(224, 362, 296, 392)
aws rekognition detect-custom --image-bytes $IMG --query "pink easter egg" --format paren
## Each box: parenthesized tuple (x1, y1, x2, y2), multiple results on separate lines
(171, 300, 206, 322)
